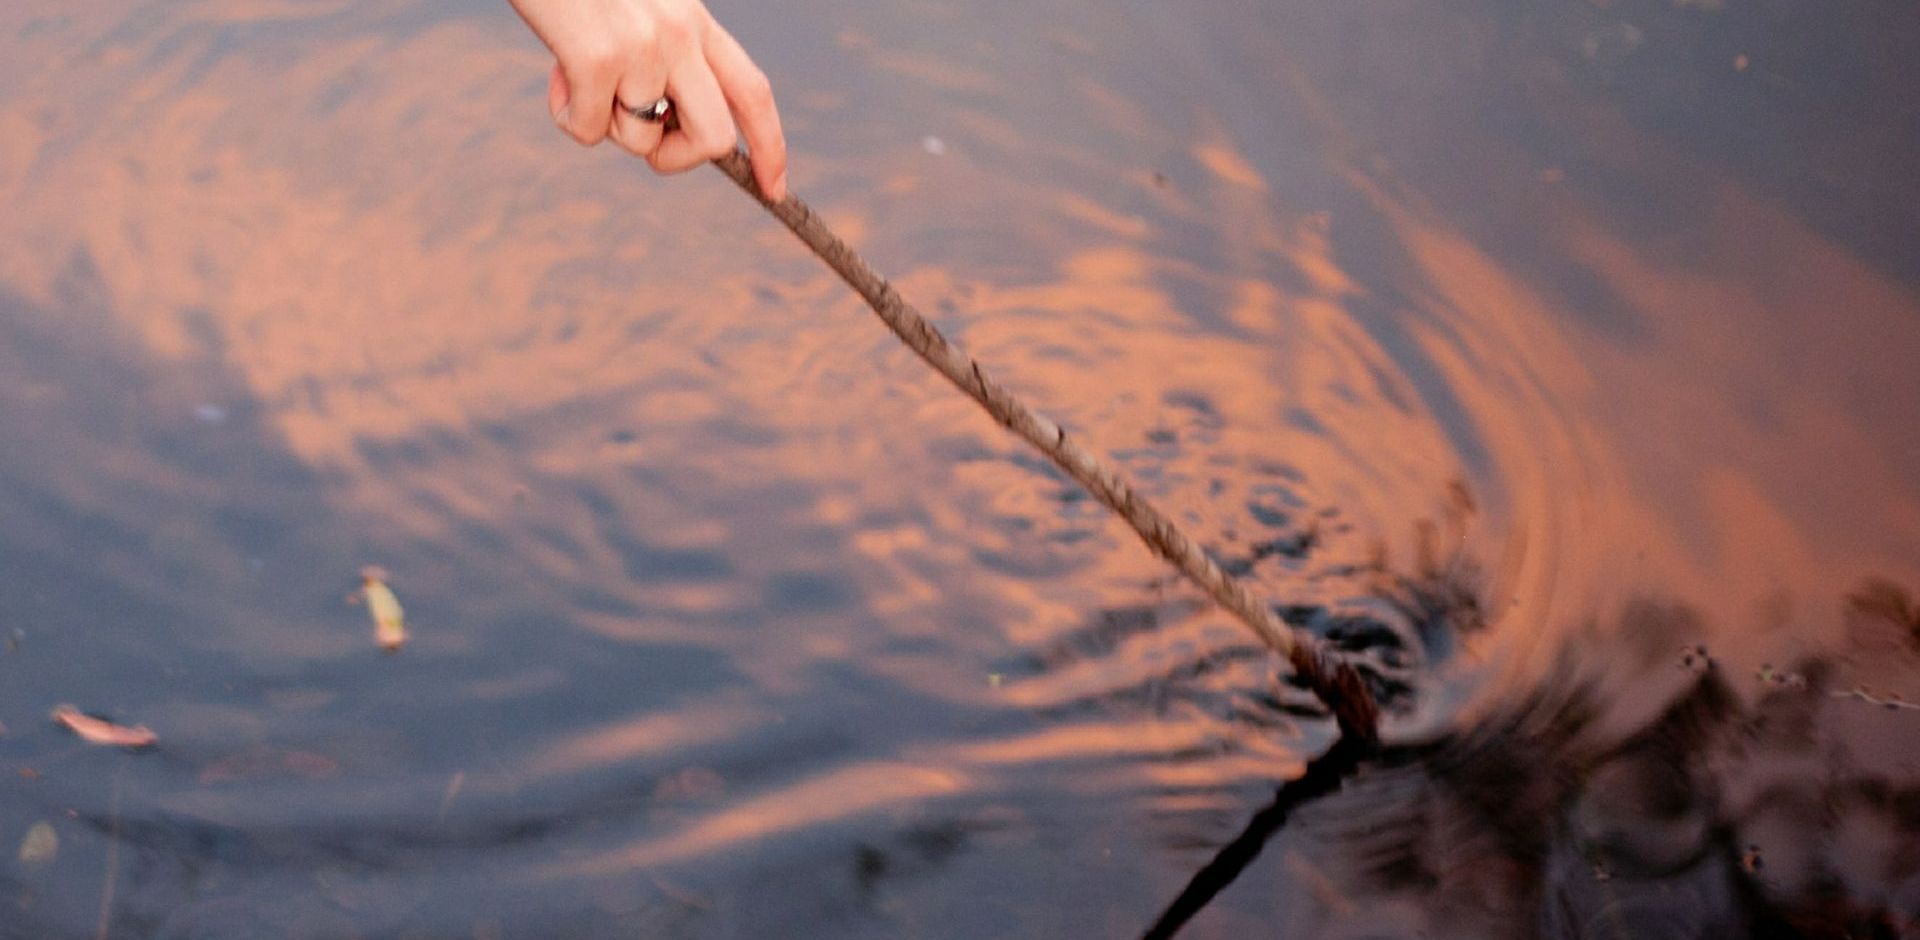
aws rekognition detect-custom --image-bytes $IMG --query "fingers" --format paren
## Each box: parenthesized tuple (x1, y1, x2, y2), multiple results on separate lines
(517, 0, 785, 190)
(705, 23, 787, 199)
(555, 48, 619, 146)
(648, 54, 735, 175)
(608, 62, 671, 158)
(608, 99, 669, 159)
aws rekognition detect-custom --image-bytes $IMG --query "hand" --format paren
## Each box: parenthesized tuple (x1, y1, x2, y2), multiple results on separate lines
(508, 0, 788, 200)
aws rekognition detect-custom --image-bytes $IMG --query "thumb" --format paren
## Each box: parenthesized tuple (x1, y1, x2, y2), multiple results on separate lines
(548, 61, 571, 127)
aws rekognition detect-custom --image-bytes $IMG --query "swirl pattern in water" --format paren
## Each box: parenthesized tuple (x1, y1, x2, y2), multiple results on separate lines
(0, 0, 1916, 936)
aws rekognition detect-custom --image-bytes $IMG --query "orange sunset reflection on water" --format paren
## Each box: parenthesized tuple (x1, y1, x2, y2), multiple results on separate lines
(1, 0, 1916, 934)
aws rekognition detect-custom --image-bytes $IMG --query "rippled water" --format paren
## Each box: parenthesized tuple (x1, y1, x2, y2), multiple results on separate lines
(2, 0, 1917, 936)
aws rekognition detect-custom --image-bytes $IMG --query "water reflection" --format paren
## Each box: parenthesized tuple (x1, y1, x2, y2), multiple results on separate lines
(1152, 588, 1920, 938)
(2, 0, 1916, 935)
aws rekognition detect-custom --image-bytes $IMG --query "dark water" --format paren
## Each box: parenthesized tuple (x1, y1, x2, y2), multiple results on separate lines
(2, 0, 1917, 936)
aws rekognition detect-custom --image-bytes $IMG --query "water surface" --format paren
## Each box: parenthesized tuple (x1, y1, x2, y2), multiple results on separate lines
(2, 0, 1917, 936)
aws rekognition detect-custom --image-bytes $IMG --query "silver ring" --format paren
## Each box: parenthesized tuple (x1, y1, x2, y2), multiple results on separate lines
(620, 96, 672, 123)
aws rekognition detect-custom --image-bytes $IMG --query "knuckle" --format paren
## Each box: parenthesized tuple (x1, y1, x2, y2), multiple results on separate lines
(625, 18, 657, 53)
(653, 6, 694, 45)
(577, 41, 623, 78)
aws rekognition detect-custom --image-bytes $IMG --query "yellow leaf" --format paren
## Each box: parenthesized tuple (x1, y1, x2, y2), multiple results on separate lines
(17, 821, 57, 866)
(360, 566, 407, 651)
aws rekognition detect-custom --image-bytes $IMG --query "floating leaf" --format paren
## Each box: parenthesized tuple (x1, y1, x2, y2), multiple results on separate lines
(50, 704, 157, 748)
(359, 565, 407, 651)
(17, 821, 57, 866)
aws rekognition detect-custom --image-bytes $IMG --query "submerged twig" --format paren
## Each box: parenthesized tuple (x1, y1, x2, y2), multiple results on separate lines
(1139, 732, 1375, 939)
(709, 152, 1378, 742)
(96, 763, 125, 940)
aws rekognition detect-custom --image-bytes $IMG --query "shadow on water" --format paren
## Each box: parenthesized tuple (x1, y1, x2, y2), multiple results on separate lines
(0, 251, 375, 679)
(0, 258, 763, 937)
(1141, 577, 1920, 939)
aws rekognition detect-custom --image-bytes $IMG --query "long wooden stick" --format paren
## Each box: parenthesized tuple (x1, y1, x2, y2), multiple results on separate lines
(710, 152, 1379, 743)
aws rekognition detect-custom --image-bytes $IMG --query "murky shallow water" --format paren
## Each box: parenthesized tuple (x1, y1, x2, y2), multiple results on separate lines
(2, 0, 1917, 936)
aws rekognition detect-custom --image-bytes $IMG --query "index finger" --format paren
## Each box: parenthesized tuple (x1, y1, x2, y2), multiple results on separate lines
(556, 55, 618, 146)
(704, 23, 787, 200)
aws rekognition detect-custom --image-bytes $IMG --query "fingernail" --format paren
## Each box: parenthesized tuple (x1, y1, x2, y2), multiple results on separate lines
(553, 105, 570, 131)
(773, 171, 789, 200)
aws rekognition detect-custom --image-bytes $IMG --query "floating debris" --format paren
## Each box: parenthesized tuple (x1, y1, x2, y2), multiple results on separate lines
(358, 566, 408, 651)
(1755, 663, 1808, 689)
(921, 135, 947, 156)
(1679, 644, 1713, 674)
(50, 705, 156, 748)
(17, 821, 57, 867)
(1832, 687, 1920, 711)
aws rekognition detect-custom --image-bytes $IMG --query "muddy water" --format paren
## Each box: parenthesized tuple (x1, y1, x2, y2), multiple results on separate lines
(1, 0, 1916, 936)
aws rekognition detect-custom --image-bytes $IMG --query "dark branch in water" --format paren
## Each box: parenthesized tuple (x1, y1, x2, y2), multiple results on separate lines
(709, 151, 1379, 742)
(1139, 732, 1381, 940)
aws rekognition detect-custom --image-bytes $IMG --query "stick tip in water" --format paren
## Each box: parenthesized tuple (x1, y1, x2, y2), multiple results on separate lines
(1290, 645, 1381, 746)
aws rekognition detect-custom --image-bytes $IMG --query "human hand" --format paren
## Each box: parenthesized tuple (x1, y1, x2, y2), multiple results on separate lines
(508, 0, 788, 200)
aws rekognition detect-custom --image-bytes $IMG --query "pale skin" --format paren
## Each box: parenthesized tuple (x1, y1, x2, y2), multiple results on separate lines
(507, 0, 789, 200)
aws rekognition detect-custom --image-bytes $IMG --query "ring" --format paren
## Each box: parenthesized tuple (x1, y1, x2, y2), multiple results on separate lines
(620, 95, 672, 123)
